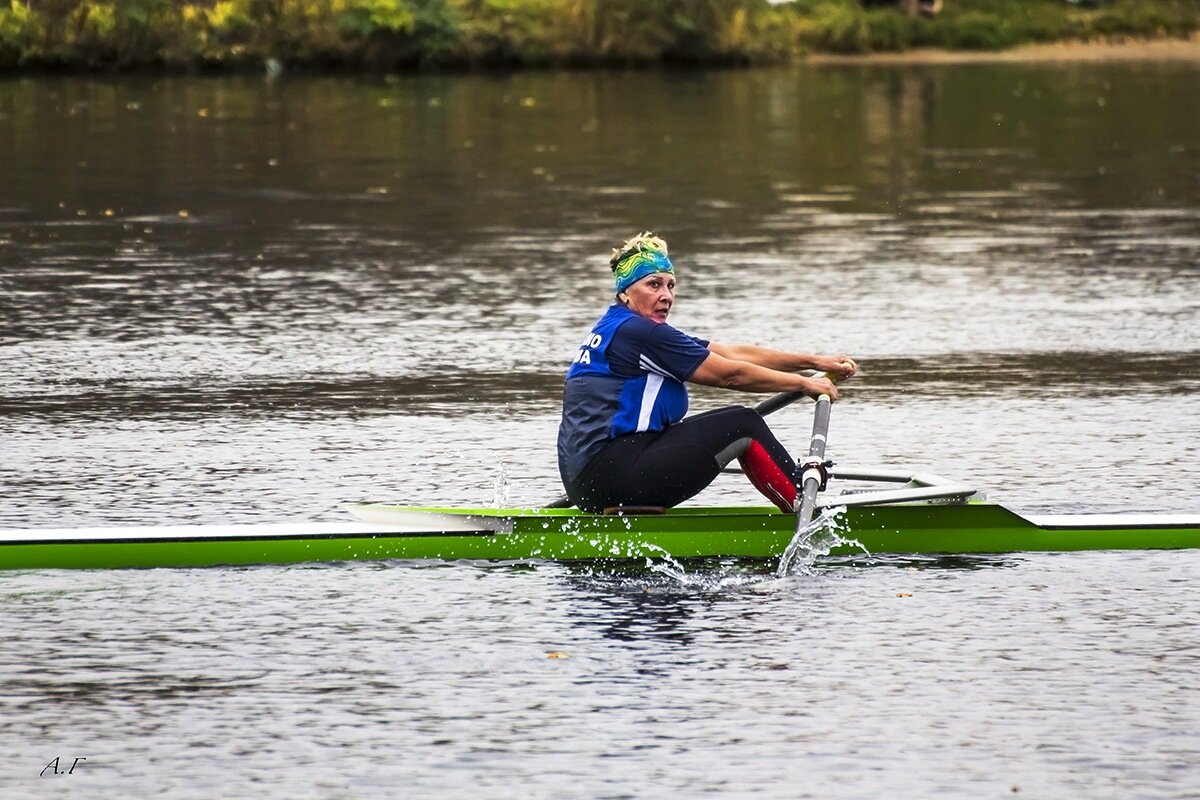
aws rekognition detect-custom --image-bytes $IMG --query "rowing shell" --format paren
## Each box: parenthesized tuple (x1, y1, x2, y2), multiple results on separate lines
(2, 502, 1199, 571)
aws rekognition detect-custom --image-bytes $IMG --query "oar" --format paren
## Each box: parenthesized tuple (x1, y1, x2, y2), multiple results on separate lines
(793, 391, 833, 531)
(752, 386, 813, 417)
(542, 383, 822, 509)
(774, 388, 835, 577)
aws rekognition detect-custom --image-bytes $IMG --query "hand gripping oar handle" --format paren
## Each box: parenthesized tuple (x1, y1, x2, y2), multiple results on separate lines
(795, 392, 833, 530)
(752, 370, 836, 417)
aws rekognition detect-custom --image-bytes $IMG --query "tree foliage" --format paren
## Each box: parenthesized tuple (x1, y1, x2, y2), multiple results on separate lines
(0, 0, 1196, 70)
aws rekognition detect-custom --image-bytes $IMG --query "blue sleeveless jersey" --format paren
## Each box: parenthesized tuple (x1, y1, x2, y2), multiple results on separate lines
(557, 304, 710, 486)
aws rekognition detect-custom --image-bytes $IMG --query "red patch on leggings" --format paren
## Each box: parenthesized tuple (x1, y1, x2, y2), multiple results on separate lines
(738, 440, 796, 512)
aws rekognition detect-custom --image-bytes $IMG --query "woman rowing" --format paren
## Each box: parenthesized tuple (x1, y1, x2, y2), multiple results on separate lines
(557, 232, 858, 514)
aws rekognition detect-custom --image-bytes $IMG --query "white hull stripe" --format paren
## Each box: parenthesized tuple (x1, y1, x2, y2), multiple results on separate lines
(637, 374, 664, 432)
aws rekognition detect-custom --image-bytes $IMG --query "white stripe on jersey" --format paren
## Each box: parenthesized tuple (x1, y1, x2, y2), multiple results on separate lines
(638, 354, 674, 379)
(636, 374, 664, 432)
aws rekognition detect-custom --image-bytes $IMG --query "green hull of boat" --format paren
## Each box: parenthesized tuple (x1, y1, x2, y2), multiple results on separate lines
(2, 503, 1199, 570)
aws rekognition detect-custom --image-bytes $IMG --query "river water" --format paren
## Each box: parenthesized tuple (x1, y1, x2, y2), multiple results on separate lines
(1, 62, 1198, 797)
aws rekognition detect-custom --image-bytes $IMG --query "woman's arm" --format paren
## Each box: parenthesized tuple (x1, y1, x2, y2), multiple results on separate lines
(689, 350, 841, 400)
(707, 342, 858, 380)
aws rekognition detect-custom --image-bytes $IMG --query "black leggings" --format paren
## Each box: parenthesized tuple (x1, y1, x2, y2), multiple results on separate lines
(566, 406, 797, 513)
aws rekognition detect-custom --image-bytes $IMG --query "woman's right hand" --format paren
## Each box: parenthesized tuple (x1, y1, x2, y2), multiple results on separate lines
(804, 375, 839, 401)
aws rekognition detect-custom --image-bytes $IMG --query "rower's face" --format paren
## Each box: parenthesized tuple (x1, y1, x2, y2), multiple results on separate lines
(621, 272, 675, 323)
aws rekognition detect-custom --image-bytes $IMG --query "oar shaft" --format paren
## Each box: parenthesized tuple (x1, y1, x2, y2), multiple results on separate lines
(753, 389, 810, 417)
(795, 394, 832, 527)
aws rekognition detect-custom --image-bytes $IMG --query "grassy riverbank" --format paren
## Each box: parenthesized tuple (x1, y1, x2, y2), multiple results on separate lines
(1, 0, 1198, 71)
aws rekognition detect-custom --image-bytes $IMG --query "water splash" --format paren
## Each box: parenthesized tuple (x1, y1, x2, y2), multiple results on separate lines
(643, 554, 769, 591)
(776, 506, 869, 577)
(490, 462, 510, 508)
(642, 545, 689, 582)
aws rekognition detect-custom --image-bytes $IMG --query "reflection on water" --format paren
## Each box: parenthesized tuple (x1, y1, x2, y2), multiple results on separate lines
(1, 65, 1198, 527)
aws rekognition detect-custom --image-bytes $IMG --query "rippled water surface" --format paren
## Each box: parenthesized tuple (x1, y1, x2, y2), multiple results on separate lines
(1, 63, 1199, 797)
(5, 554, 1200, 799)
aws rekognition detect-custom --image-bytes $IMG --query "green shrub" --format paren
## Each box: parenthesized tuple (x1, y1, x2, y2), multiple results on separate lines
(456, 0, 556, 65)
(931, 10, 1018, 50)
(0, 1, 30, 44)
(0, 1, 31, 65)
(1091, 2, 1188, 37)
(400, 0, 460, 64)
(1006, 3, 1073, 41)
(814, 4, 872, 53)
(337, 0, 415, 37)
(207, 0, 257, 42)
(0, 0, 1198, 71)
(864, 8, 914, 52)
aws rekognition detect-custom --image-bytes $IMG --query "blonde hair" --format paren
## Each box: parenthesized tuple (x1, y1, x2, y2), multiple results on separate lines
(609, 232, 669, 271)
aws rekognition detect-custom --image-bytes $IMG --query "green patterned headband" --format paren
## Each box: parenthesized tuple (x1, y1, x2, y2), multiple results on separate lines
(611, 238, 674, 294)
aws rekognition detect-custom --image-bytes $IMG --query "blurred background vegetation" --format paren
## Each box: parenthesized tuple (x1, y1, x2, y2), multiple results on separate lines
(0, 0, 1197, 71)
